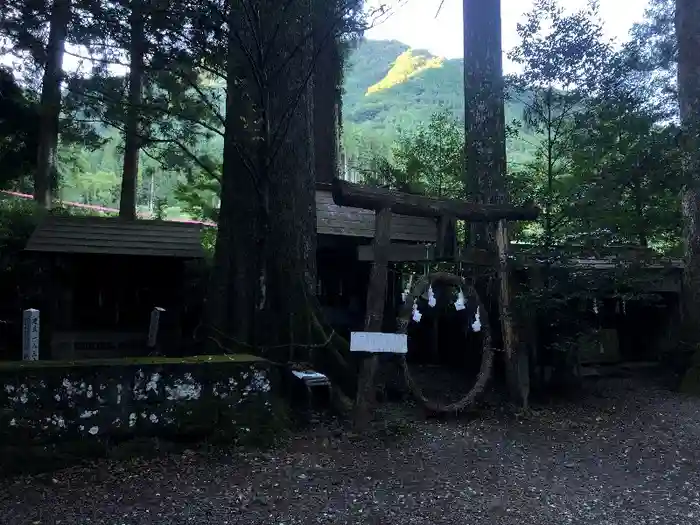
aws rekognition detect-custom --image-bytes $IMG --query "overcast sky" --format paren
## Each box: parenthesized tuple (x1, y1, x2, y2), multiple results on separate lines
(365, 0, 650, 72)
(1, 0, 651, 76)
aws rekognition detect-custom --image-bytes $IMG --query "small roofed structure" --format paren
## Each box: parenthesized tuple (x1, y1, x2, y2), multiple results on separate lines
(26, 215, 205, 258)
(25, 216, 206, 360)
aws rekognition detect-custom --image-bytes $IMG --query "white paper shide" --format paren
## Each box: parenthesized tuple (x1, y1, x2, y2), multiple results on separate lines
(454, 290, 466, 311)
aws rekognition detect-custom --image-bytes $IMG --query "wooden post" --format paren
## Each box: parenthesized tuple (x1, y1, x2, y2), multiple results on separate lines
(436, 215, 458, 259)
(496, 220, 529, 408)
(496, 220, 515, 358)
(354, 207, 392, 430)
(148, 307, 165, 349)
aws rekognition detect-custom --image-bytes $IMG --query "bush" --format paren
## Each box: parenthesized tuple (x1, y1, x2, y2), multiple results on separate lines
(0, 197, 107, 357)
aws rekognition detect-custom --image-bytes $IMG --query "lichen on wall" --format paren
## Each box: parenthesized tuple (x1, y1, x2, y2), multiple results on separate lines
(0, 356, 281, 447)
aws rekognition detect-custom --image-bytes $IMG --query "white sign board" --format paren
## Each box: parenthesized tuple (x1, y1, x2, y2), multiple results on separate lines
(22, 308, 40, 361)
(350, 332, 408, 354)
(148, 307, 165, 347)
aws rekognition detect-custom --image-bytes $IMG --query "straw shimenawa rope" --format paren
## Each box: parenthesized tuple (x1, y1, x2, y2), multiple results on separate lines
(396, 272, 494, 413)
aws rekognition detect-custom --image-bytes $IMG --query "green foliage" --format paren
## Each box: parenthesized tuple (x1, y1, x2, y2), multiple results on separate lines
(349, 5, 682, 255)
(503, 0, 683, 253)
(174, 164, 221, 223)
(0, 0, 688, 393)
(565, 86, 683, 251)
(628, 0, 677, 115)
(0, 196, 114, 263)
(0, 197, 41, 251)
(361, 110, 465, 198)
(201, 227, 217, 258)
(353, 1, 683, 382)
(0, 198, 78, 331)
(496, 0, 686, 387)
(507, 0, 613, 247)
(62, 170, 119, 207)
(0, 0, 684, 257)
(0, 67, 40, 191)
(342, 39, 538, 174)
(0, 35, 533, 219)
(0, 353, 264, 370)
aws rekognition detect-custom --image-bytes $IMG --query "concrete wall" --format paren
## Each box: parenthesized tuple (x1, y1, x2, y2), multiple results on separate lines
(0, 355, 284, 447)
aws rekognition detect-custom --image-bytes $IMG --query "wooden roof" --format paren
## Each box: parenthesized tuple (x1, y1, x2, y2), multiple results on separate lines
(511, 243, 684, 269)
(25, 189, 438, 258)
(25, 216, 205, 258)
(316, 189, 437, 242)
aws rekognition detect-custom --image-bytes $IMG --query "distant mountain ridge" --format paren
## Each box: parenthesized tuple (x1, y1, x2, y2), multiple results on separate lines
(365, 48, 444, 96)
(341, 39, 535, 165)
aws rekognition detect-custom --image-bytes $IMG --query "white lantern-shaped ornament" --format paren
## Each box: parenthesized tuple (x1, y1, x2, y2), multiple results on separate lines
(454, 290, 466, 311)
(427, 285, 436, 308)
(471, 306, 482, 332)
(412, 299, 422, 323)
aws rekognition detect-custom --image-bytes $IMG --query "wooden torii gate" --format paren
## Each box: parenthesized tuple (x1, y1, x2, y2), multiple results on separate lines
(331, 178, 539, 428)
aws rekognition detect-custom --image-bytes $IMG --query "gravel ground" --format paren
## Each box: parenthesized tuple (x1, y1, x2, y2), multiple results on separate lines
(1, 377, 699, 525)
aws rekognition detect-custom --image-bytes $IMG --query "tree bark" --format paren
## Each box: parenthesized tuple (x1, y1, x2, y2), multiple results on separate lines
(463, 0, 507, 244)
(207, 0, 266, 349)
(206, 1, 358, 407)
(312, 0, 342, 184)
(676, 0, 700, 343)
(261, 0, 318, 354)
(464, 0, 527, 407)
(119, 0, 146, 219)
(211, 0, 317, 354)
(35, 0, 71, 209)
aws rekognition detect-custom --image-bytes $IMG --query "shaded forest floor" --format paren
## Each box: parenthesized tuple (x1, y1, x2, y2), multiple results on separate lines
(1, 376, 699, 524)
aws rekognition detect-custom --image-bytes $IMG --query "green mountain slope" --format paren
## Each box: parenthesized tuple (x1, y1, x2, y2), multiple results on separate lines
(342, 39, 536, 166)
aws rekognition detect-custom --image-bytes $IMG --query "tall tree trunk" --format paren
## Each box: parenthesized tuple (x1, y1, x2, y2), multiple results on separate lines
(119, 0, 145, 219)
(208, 0, 356, 404)
(206, 1, 260, 348)
(464, 0, 527, 407)
(464, 0, 507, 246)
(35, 0, 70, 209)
(211, 0, 317, 354)
(312, 0, 342, 184)
(676, 0, 700, 342)
(545, 88, 554, 250)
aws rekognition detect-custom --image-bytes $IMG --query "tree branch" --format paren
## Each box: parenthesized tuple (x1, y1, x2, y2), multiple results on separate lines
(436, 0, 446, 18)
